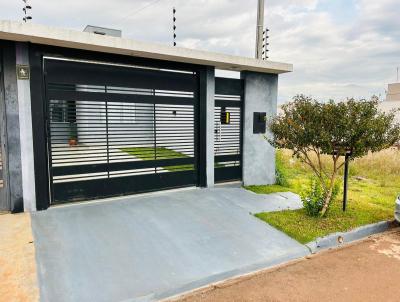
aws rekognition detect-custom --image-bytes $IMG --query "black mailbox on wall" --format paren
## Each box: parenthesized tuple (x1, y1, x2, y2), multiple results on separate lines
(253, 112, 266, 134)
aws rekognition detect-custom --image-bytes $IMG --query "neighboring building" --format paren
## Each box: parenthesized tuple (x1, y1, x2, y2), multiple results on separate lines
(0, 20, 292, 213)
(83, 25, 122, 37)
(386, 83, 400, 102)
(379, 83, 400, 124)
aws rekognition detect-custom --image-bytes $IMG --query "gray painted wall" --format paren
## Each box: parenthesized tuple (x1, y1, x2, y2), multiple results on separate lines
(16, 42, 36, 212)
(205, 67, 215, 187)
(0, 48, 9, 210)
(2, 43, 23, 212)
(241, 71, 278, 186)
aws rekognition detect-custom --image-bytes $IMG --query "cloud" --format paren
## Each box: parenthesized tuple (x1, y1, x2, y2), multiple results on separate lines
(0, 0, 398, 103)
(268, 0, 400, 102)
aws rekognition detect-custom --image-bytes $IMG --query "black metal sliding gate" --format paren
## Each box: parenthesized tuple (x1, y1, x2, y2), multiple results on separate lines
(45, 58, 198, 203)
(214, 77, 243, 182)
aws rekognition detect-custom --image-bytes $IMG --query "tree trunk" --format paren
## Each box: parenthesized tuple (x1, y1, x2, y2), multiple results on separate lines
(319, 173, 337, 217)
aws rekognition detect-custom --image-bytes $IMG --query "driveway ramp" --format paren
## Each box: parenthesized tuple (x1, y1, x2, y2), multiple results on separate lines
(31, 187, 308, 302)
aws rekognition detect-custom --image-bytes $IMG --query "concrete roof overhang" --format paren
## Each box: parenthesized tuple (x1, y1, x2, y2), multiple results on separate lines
(0, 20, 293, 74)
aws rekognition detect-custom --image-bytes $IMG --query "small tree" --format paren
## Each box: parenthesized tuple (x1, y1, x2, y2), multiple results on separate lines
(269, 95, 400, 217)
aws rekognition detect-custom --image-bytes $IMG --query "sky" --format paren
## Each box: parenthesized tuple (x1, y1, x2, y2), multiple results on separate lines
(1, 0, 399, 103)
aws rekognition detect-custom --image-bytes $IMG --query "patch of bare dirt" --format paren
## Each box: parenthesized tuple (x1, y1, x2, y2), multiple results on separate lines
(168, 229, 400, 302)
(0, 213, 39, 302)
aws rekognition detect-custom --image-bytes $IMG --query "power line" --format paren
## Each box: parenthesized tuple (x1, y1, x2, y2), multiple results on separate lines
(118, 0, 164, 26)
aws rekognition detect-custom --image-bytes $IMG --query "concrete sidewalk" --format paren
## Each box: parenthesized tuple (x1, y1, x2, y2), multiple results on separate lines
(171, 229, 400, 302)
(0, 213, 39, 302)
(31, 186, 308, 302)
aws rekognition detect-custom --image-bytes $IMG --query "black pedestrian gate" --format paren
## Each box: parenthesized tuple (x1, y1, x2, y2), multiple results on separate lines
(214, 77, 243, 182)
(44, 58, 199, 203)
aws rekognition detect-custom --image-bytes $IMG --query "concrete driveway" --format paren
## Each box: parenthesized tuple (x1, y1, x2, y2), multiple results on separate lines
(31, 186, 308, 302)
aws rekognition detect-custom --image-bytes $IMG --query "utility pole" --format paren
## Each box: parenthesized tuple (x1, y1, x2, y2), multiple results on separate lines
(255, 0, 265, 59)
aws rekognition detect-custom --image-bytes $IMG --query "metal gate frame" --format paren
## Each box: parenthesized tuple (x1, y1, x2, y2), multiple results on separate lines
(30, 44, 210, 209)
(214, 77, 243, 182)
(45, 59, 199, 203)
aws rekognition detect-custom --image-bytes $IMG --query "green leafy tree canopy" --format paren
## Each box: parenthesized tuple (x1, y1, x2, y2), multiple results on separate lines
(269, 95, 400, 216)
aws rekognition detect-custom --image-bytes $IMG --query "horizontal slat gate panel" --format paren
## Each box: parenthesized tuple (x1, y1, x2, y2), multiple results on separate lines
(214, 77, 243, 183)
(47, 90, 195, 106)
(215, 99, 242, 108)
(215, 78, 243, 95)
(45, 59, 196, 92)
(215, 155, 240, 162)
(53, 171, 196, 203)
(214, 166, 241, 183)
(52, 157, 195, 176)
(45, 58, 197, 204)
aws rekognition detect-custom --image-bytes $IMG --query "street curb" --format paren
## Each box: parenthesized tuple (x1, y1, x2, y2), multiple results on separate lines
(156, 248, 309, 302)
(160, 221, 397, 302)
(305, 220, 393, 253)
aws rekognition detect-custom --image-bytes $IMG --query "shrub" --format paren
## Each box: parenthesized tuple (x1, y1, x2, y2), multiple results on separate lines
(302, 178, 340, 217)
(275, 152, 289, 187)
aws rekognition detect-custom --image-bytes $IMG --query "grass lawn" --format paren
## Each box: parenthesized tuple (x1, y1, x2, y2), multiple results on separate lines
(247, 149, 400, 244)
(245, 184, 292, 194)
(122, 147, 194, 172)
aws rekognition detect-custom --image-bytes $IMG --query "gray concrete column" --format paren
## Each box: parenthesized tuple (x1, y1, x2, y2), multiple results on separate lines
(16, 42, 36, 212)
(2, 42, 23, 212)
(205, 67, 215, 187)
(0, 49, 10, 211)
(241, 71, 278, 186)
